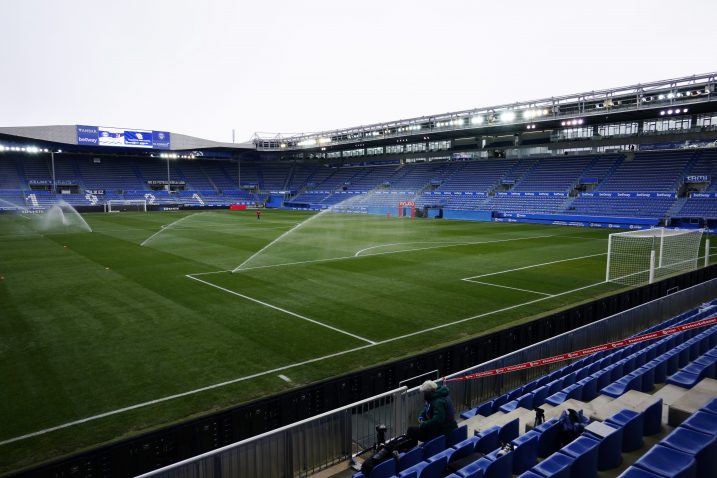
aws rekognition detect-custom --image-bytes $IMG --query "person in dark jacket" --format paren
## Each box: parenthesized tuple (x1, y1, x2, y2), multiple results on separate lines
(407, 380, 458, 443)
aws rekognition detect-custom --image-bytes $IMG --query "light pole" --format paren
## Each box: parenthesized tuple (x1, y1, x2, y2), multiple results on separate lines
(166, 155, 171, 192)
(49, 149, 61, 193)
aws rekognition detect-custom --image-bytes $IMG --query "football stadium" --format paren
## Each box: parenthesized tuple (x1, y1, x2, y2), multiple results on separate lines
(2, 72, 717, 477)
(4, 4, 717, 478)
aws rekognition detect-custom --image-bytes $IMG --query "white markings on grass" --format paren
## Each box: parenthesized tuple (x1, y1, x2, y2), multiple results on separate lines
(222, 233, 563, 274)
(0, 232, 608, 446)
(463, 252, 607, 281)
(278, 374, 292, 383)
(465, 281, 552, 296)
(1, 275, 609, 447)
(186, 274, 376, 345)
(0, 342, 375, 447)
(140, 213, 201, 246)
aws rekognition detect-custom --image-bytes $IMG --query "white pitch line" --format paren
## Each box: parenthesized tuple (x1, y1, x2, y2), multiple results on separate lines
(140, 213, 200, 246)
(186, 274, 376, 345)
(231, 233, 564, 273)
(464, 280, 552, 296)
(0, 278, 609, 447)
(355, 241, 465, 257)
(377, 280, 608, 346)
(463, 252, 607, 280)
(189, 234, 600, 276)
(0, 342, 374, 447)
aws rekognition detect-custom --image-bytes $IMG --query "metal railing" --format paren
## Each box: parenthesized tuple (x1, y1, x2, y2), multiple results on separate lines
(438, 277, 717, 417)
(136, 387, 406, 478)
(138, 278, 716, 478)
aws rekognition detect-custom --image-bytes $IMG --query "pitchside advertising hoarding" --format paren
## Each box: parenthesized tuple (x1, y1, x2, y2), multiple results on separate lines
(76, 125, 170, 149)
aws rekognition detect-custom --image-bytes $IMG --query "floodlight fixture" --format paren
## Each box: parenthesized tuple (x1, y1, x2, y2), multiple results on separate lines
(500, 111, 516, 122)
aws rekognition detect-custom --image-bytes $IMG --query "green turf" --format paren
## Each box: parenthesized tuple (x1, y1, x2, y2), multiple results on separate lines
(0, 209, 699, 472)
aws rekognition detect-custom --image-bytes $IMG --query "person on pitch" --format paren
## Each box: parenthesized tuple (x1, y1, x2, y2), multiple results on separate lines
(256, 208, 261, 220)
(406, 380, 457, 443)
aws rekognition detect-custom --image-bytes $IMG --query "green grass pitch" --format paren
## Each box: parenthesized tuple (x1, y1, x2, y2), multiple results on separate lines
(0, 209, 643, 471)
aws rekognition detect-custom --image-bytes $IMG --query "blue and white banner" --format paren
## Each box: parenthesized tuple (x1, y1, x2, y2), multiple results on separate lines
(690, 192, 717, 198)
(580, 192, 676, 198)
(76, 125, 171, 150)
(425, 191, 487, 196)
(495, 191, 567, 197)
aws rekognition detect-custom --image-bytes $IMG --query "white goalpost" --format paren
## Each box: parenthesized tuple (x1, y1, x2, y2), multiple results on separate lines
(605, 227, 705, 286)
(105, 199, 147, 213)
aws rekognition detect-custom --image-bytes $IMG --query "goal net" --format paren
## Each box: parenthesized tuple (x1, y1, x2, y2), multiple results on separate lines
(105, 199, 147, 213)
(606, 228, 704, 286)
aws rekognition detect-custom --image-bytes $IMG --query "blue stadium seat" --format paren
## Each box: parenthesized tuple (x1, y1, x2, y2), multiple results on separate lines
(498, 418, 519, 444)
(605, 409, 644, 452)
(475, 426, 501, 454)
(447, 425, 468, 447)
(584, 423, 623, 470)
(642, 398, 663, 436)
(531, 451, 573, 478)
(660, 426, 717, 478)
(421, 435, 445, 460)
(510, 430, 539, 474)
(534, 418, 562, 458)
(558, 435, 599, 478)
(398, 447, 424, 471)
(398, 455, 447, 478)
(633, 444, 696, 478)
(679, 410, 717, 435)
(616, 466, 666, 478)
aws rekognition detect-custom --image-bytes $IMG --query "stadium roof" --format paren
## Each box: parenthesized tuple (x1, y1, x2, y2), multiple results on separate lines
(0, 125, 255, 153)
(253, 72, 717, 151)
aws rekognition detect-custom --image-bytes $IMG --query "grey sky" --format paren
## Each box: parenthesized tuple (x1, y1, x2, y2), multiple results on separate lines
(1, 0, 715, 143)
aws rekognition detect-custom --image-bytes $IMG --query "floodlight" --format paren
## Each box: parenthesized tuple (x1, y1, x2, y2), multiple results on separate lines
(658, 94, 665, 100)
(471, 116, 483, 125)
(667, 109, 673, 115)
(660, 111, 665, 116)
(675, 109, 681, 114)
(667, 93, 675, 99)
(500, 111, 516, 122)
(683, 108, 689, 113)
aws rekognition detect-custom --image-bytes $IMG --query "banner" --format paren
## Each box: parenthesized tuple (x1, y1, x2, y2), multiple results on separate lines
(76, 125, 171, 150)
(496, 192, 567, 197)
(580, 192, 676, 198)
(686, 176, 710, 183)
(445, 315, 717, 382)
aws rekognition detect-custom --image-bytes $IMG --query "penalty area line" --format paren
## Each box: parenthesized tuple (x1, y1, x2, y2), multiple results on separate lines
(0, 279, 608, 447)
(186, 274, 376, 345)
(463, 252, 607, 281)
(463, 280, 552, 296)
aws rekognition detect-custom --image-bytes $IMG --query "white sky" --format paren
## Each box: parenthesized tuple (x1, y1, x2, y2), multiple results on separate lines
(1, 0, 715, 143)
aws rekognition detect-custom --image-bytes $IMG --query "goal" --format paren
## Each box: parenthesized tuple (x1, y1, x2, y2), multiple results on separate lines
(105, 199, 147, 213)
(398, 200, 416, 219)
(605, 227, 705, 286)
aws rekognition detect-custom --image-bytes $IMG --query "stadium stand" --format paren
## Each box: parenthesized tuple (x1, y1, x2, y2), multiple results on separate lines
(1, 149, 717, 226)
(347, 300, 717, 478)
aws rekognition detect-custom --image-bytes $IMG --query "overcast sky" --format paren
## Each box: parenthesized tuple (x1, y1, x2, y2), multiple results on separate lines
(1, 0, 715, 143)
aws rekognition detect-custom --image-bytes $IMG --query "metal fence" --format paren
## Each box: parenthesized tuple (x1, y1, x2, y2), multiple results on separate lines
(137, 278, 716, 478)
(136, 387, 406, 478)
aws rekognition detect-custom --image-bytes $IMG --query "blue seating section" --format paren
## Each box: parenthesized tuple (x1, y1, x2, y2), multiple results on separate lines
(2, 149, 717, 218)
(350, 300, 717, 478)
